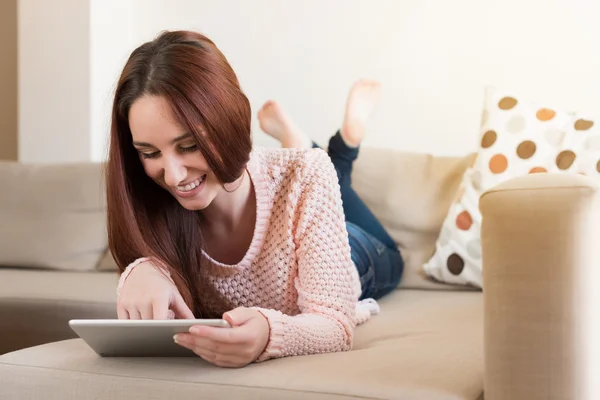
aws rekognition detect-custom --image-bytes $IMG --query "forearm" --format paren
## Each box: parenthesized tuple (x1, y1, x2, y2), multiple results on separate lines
(253, 307, 353, 361)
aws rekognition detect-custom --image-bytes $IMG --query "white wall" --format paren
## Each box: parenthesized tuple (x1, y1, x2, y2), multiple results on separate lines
(17, 0, 600, 162)
(90, 0, 136, 161)
(18, 0, 136, 163)
(127, 0, 600, 156)
(18, 0, 90, 163)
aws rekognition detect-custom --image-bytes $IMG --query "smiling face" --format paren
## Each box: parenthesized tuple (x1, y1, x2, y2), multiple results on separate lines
(128, 95, 223, 211)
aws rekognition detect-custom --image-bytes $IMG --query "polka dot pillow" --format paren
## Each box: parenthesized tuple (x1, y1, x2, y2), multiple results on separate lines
(423, 86, 598, 288)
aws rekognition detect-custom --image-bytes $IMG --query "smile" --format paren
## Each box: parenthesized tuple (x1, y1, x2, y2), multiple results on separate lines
(173, 174, 207, 198)
(176, 175, 205, 192)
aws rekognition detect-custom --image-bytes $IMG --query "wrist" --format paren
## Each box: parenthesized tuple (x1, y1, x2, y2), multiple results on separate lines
(116, 257, 173, 297)
(259, 311, 270, 349)
(251, 307, 284, 361)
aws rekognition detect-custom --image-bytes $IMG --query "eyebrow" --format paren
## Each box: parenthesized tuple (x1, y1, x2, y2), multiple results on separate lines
(132, 133, 193, 148)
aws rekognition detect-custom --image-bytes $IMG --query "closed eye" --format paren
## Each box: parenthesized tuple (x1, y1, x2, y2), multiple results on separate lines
(137, 144, 198, 159)
(141, 151, 160, 159)
(140, 151, 160, 158)
(179, 144, 198, 153)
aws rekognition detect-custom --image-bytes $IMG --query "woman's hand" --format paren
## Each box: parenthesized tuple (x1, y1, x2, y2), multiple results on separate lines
(117, 261, 195, 320)
(174, 307, 270, 367)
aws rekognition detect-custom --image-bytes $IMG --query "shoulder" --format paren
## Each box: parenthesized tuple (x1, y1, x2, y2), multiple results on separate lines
(249, 146, 333, 185)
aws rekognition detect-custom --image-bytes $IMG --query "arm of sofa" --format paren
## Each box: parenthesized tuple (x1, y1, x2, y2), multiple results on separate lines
(479, 172, 600, 400)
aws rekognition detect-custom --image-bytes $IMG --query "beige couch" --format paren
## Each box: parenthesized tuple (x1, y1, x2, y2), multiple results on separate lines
(1, 146, 586, 399)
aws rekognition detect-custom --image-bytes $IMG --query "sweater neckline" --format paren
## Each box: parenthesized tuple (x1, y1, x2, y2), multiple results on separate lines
(201, 149, 270, 274)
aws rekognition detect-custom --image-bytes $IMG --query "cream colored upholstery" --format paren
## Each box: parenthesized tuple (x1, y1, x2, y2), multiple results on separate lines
(0, 268, 118, 354)
(353, 147, 476, 290)
(480, 172, 600, 400)
(0, 290, 483, 400)
(0, 161, 108, 271)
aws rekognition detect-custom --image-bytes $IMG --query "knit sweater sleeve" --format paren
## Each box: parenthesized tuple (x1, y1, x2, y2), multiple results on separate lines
(253, 148, 362, 361)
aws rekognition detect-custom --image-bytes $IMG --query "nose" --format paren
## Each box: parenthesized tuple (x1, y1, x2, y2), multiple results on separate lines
(163, 156, 187, 187)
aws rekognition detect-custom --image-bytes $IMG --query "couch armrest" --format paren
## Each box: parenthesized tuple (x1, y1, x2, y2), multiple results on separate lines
(479, 173, 600, 400)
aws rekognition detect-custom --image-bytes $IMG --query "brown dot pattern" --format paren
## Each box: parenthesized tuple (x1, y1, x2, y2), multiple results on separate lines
(575, 119, 594, 131)
(498, 97, 518, 110)
(427, 89, 600, 289)
(481, 130, 497, 148)
(556, 150, 576, 170)
(516, 140, 536, 159)
(447, 254, 464, 275)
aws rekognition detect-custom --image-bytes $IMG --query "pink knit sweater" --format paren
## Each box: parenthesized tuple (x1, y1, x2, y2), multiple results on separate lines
(118, 146, 379, 361)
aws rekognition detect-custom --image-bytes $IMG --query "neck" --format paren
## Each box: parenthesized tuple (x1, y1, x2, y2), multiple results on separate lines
(201, 169, 254, 232)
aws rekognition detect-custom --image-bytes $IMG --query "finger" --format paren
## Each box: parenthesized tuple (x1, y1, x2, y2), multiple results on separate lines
(174, 335, 249, 367)
(139, 300, 154, 320)
(117, 304, 129, 320)
(176, 333, 246, 355)
(193, 348, 249, 368)
(152, 299, 170, 320)
(187, 325, 244, 344)
(127, 307, 142, 320)
(223, 307, 256, 326)
(174, 334, 215, 360)
(171, 292, 195, 319)
(177, 334, 221, 353)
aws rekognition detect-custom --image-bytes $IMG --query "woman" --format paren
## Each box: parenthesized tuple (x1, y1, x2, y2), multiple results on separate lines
(107, 30, 403, 368)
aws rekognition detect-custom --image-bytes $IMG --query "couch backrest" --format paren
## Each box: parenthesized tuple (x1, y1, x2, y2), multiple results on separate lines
(0, 148, 475, 290)
(0, 161, 108, 271)
(351, 147, 475, 289)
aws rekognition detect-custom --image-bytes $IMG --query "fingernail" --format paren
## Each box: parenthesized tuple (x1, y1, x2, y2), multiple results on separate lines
(173, 334, 179, 343)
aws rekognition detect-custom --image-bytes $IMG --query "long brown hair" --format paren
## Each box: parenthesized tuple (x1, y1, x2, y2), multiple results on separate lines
(106, 30, 252, 315)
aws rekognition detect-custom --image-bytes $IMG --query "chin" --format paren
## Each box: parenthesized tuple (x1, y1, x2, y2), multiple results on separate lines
(174, 196, 213, 211)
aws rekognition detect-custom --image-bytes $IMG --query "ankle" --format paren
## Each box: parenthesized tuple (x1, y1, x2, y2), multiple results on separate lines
(336, 129, 360, 149)
(340, 125, 362, 148)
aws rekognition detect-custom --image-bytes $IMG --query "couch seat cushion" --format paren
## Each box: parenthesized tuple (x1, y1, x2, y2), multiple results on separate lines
(0, 268, 118, 354)
(0, 290, 483, 400)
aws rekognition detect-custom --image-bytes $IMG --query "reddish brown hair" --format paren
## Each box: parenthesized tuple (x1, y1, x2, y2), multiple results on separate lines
(106, 30, 252, 315)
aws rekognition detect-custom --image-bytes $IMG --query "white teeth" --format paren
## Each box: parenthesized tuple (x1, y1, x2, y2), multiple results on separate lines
(176, 176, 203, 192)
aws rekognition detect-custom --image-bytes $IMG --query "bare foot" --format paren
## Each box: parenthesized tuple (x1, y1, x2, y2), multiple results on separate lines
(257, 101, 312, 149)
(341, 79, 382, 147)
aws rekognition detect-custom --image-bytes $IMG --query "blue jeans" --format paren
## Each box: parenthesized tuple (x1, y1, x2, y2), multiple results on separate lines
(314, 132, 404, 300)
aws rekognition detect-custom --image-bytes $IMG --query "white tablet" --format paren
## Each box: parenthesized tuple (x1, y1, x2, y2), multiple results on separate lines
(69, 319, 231, 357)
